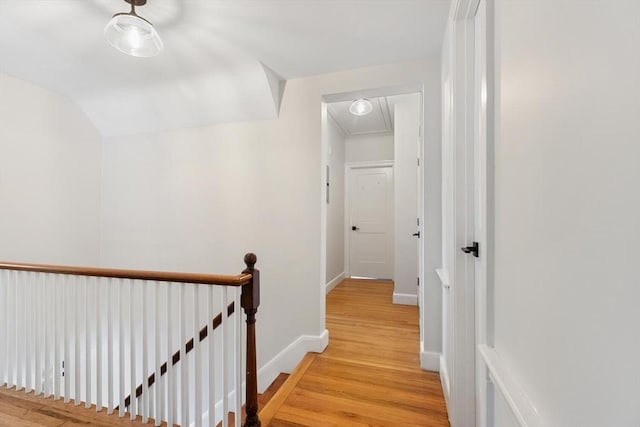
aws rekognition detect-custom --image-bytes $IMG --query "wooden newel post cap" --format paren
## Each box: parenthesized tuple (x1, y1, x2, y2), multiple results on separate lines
(244, 253, 257, 270)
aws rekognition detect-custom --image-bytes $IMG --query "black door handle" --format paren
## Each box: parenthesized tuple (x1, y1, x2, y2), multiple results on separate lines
(461, 242, 479, 258)
(412, 232, 420, 237)
(352, 226, 360, 231)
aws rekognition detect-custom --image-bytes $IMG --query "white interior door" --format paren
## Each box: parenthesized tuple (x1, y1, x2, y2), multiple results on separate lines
(348, 166, 394, 279)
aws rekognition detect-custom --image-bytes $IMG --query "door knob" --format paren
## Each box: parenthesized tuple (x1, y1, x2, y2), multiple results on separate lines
(461, 242, 479, 258)
(352, 226, 360, 231)
(412, 232, 420, 238)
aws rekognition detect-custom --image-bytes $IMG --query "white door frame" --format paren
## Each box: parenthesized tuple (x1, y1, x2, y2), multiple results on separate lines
(443, 0, 494, 426)
(344, 161, 394, 279)
(473, 1, 494, 426)
(320, 84, 425, 364)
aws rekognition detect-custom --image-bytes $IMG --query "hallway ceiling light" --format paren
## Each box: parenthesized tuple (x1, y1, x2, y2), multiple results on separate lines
(349, 98, 373, 116)
(104, 0, 163, 58)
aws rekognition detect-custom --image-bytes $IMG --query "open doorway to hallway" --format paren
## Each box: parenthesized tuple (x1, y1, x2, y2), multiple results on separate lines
(319, 86, 430, 378)
(321, 88, 423, 306)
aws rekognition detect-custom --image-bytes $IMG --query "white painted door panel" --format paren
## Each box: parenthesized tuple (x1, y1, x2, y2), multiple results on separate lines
(348, 166, 393, 279)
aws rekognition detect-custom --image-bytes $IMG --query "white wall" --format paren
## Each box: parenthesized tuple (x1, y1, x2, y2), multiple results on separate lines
(99, 58, 443, 384)
(345, 133, 394, 162)
(325, 115, 346, 290)
(393, 94, 420, 303)
(0, 73, 101, 265)
(492, 1, 640, 426)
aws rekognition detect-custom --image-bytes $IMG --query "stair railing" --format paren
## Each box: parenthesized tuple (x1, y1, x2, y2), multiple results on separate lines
(0, 252, 261, 427)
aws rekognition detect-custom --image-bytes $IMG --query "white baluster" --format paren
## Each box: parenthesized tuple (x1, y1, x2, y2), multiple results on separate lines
(14, 271, 20, 390)
(130, 279, 137, 420)
(17, 271, 24, 391)
(0, 270, 5, 387)
(194, 284, 202, 427)
(24, 272, 31, 393)
(85, 276, 92, 409)
(64, 275, 71, 403)
(9, 271, 14, 389)
(54, 274, 61, 400)
(11, 270, 16, 389)
(166, 283, 175, 426)
(44, 274, 51, 397)
(234, 287, 242, 427)
(74, 275, 81, 406)
(142, 280, 149, 423)
(221, 287, 229, 427)
(1, 270, 7, 388)
(4, 269, 10, 388)
(208, 285, 216, 427)
(154, 282, 163, 426)
(96, 277, 103, 412)
(180, 283, 188, 427)
(8, 271, 13, 388)
(119, 279, 126, 417)
(37, 273, 45, 395)
(107, 278, 114, 414)
(33, 273, 40, 395)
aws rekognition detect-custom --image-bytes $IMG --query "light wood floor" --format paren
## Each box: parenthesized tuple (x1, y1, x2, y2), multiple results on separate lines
(261, 278, 450, 427)
(0, 386, 157, 426)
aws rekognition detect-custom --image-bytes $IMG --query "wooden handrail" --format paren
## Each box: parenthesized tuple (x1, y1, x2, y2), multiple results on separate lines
(121, 302, 236, 410)
(0, 261, 252, 286)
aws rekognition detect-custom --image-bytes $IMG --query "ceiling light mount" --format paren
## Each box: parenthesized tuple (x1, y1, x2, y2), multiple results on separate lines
(104, 0, 163, 58)
(349, 98, 374, 116)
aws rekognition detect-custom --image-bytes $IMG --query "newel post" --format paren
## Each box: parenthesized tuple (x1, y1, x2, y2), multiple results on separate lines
(241, 253, 261, 427)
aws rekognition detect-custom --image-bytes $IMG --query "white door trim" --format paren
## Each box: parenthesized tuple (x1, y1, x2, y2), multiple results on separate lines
(443, 0, 489, 426)
(474, 1, 491, 426)
(344, 161, 394, 279)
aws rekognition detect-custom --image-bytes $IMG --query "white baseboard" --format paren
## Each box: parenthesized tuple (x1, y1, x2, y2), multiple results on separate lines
(325, 272, 345, 294)
(420, 341, 440, 372)
(392, 292, 418, 306)
(440, 354, 451, 405)
(257, 329, 329, 393)
(479, 345, 546, 427)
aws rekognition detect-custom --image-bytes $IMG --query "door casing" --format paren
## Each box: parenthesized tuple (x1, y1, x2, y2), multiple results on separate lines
(441, 0, 493, 426)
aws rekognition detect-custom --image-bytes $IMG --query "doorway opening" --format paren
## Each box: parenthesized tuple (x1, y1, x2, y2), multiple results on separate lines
(319, 85, 424, 334)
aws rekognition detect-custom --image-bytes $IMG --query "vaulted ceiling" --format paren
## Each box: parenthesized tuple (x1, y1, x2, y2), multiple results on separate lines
(0, 0, 450, 137)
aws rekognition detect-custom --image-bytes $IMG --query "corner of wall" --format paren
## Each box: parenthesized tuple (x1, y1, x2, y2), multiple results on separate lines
(325, 272, 345, 294)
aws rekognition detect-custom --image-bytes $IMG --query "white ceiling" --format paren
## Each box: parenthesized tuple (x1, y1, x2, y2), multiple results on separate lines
(328, 94, 415, 136)
(0, 0, 451, 137)
(328, 97, 393, 136)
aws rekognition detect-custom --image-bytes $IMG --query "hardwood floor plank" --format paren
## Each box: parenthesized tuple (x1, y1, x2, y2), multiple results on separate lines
(260, 373, 290, 408)
(260, 353, 317, 425)
(274, 388, 444, 427)
(265, 279, 449, 426)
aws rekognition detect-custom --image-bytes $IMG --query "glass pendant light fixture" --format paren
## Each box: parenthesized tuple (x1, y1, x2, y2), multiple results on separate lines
(349, 98, 373, 116)
(104, 0, 163, 58)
